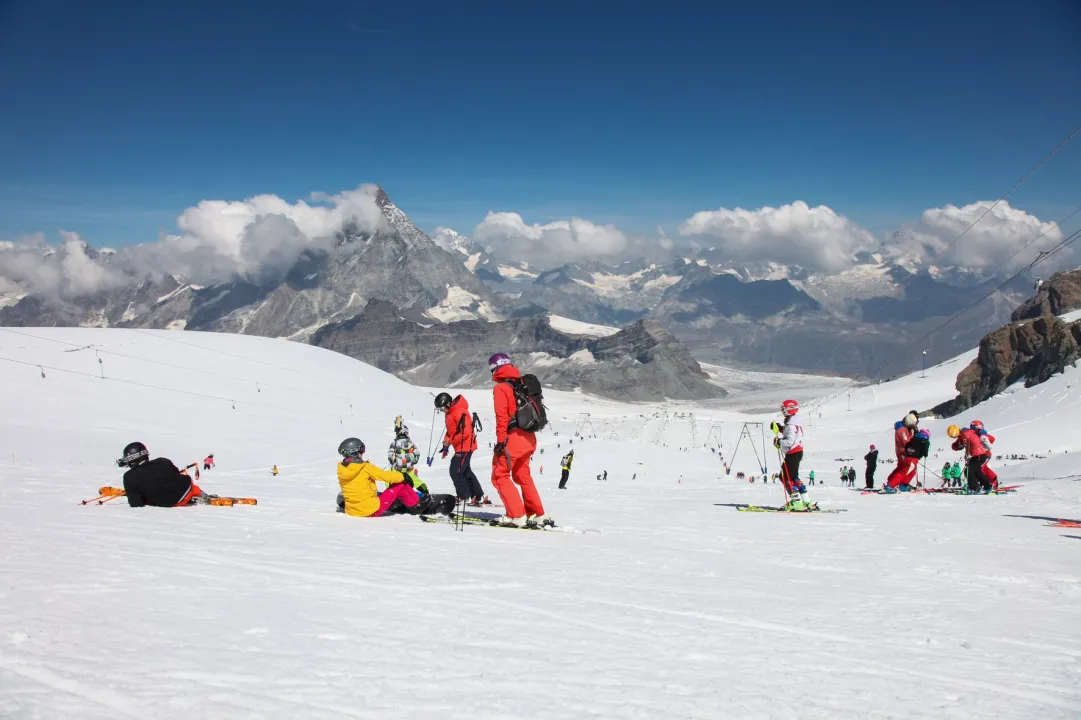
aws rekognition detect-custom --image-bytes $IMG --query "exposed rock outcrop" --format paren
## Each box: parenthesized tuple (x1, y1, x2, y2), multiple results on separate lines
(1011, 268, 1081, 321)
(932, 315, 1081, 417)
(311, 301, 724, 402)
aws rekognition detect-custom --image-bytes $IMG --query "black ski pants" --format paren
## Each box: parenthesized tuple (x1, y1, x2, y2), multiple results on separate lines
(781, 451, 803, 494)
(865, 467, 875, 489)
(558, 468, 570, 489)
(967, 456, 993, 492)
(450, 452, 484, 500)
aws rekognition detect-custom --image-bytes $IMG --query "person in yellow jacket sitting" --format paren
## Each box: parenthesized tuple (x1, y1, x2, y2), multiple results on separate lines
(336, 437, 455, 517)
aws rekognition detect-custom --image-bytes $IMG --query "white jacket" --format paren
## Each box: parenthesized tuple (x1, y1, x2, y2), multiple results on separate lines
(779, 412, 805, 455)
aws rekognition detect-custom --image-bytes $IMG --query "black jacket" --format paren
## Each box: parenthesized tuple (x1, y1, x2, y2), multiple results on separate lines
(864, 450, 879, 468)
(123, 458, 194, 507)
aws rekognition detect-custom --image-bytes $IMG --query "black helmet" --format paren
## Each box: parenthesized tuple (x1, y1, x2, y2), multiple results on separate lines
(118, 441, 149, 468)
(338, 437, 365, 459)
(395, 424, 410, 439)
(434, 392, 453, 410)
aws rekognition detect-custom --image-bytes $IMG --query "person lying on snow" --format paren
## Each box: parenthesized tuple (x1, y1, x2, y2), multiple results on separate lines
(117, 441, 203, 507)
(336, 437, 454, 517)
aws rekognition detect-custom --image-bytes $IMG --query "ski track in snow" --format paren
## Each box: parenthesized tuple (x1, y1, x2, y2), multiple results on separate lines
(0, 328, 1079, 719)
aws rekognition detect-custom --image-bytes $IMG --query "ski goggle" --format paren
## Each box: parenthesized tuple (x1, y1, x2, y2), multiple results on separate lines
(116, 450, 147, 467)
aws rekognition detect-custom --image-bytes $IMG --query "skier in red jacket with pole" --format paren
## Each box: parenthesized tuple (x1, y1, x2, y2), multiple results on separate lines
(488, 353, 550, 528)
(435, 392, 489, 505)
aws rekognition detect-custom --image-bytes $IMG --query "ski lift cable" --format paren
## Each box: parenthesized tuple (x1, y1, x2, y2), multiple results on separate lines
(913, 226, 1081, 346)
(0, 354, 352, 421)
(809, 194, 1081, 412)
(860, 125, 1081, 330)
(0, 291, 350, 386)
(0, 326, 350, 403)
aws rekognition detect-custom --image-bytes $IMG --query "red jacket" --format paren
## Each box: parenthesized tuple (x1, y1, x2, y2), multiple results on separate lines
(442, 395, 478, 453)
(894, 425, 914, 458)
(492, 364, 522, 444)
(952, 428, 989, 458)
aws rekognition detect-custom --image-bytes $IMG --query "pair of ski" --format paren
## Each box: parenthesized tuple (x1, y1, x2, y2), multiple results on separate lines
(860, 485, 1018, 496)
(736, 504, 846, 514)
(1047, 519, 1081, 529)
(81, 486, 257, 507)
(418, 513, 586, 534)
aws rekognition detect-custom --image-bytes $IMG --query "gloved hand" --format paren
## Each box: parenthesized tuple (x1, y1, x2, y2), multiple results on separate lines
(493, 441, 506, 457)
(773, 437, 780, 448)
(401, 473, 414, 488)
(440, 445, 450, 460)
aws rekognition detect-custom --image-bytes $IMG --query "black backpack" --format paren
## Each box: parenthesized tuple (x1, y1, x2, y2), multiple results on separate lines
(904, 434, 930, 459)
(505, 374, 548, 433)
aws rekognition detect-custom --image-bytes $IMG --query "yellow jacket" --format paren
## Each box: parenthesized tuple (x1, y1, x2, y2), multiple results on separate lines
(337, 459, 405, 517)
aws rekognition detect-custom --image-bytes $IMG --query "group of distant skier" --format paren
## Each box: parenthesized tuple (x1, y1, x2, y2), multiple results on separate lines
(762, 398, 1002, 511)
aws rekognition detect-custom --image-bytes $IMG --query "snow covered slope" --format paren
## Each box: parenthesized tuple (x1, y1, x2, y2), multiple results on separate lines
(546, 313, 620, 337)
(1, 328, 1079, 719)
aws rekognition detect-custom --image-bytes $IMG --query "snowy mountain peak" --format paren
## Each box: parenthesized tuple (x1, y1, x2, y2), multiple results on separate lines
(432, 227, 473, 256)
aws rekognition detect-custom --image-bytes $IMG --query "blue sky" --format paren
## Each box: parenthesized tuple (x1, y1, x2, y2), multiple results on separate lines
(1, 0, 1079, 246)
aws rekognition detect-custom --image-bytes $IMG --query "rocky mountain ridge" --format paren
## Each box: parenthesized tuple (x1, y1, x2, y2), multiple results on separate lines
(311, 300, 723, 402)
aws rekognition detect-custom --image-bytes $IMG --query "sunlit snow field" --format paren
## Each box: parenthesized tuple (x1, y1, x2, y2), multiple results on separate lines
(0, 328, 1078, 719)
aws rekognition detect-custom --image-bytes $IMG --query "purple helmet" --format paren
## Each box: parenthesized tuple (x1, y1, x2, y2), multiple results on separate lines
(488, 352, 512, 372)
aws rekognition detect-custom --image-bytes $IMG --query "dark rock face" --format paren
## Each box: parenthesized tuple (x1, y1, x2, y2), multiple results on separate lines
(312, 301, 724, 402)
(1012, 268, 1081, 321)
(932, 315, 1081, 417)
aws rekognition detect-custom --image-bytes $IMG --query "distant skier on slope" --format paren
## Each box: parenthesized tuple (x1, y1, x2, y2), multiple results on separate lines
(488, 352, 552, 528)
(864, 445, 878, 489)
(203, 454, 215, 471)
(950, 461, 962, 487)
(435, 392, 488, 505)
(885, 411, 921, 492)
(774, 399, 814, 511)
(847, 466, 856, 487)
(118, 442, 204, 508)
(336, 437, 453, 517)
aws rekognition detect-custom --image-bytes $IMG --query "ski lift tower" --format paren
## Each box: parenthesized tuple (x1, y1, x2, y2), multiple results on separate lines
(725, 422, 769, 476)
(704, 424, 723, 451)
(574, 412, 598, 439)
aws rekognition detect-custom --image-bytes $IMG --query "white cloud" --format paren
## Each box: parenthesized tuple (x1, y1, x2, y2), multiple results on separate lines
(0, 231, 129, 300)
(0, 185, 388, 298)
(473, 212, 675, 266)
(678, 201, 878, 273)
(906, 201, 1069, 272)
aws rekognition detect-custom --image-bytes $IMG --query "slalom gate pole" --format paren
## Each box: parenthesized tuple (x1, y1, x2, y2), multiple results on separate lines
(425, 408, 438, 467)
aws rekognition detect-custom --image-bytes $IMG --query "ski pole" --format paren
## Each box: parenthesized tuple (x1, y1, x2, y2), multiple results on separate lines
(80, 494, 107, 505)
(425, 408, 438, 467)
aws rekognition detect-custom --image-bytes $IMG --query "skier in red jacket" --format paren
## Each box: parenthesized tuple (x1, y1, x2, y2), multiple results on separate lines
(949, 423, 997, 492)
(886, 411, 920, 490)
(488, 353, 550, 528)
(435, 392, 489, 505)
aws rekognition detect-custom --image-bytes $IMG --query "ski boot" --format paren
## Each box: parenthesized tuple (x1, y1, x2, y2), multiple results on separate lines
(492, 515, 526, 528)
(526, 514, 555, 528)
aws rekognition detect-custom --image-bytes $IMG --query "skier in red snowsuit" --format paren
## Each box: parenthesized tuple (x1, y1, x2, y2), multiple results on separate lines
(488, 353, 547, 527)
(886, 411, 919, 489)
